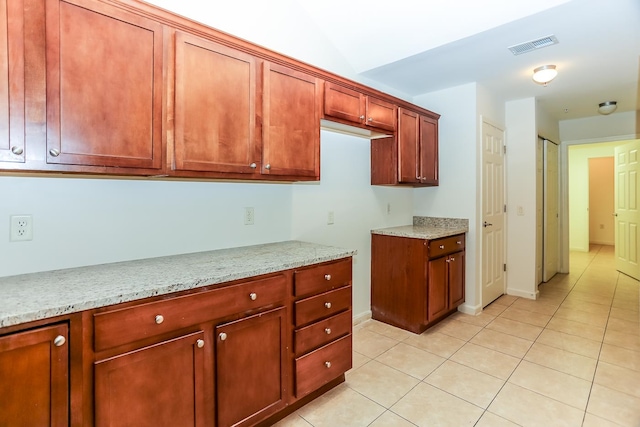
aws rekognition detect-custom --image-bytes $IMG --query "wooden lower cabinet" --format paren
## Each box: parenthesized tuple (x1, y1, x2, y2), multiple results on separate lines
(0, 323, 69, 427)
(371, 233, 465, 333)
(215, 307, 287, 427)
(94, 331, 206, 427)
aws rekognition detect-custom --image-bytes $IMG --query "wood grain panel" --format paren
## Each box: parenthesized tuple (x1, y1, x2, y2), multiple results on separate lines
(294, 258, 352, 297)
(45, 0, 163, 169)
(174, 31, 259, 173)
(295, 334, 351, 398)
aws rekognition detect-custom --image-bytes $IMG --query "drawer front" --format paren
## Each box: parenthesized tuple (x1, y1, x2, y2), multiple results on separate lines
(294, 258, 352, 297)
(428, 234, 465, 258)
(294, 286, 351, 327)
(294, 310, 351, 356)
(94, 274, 287, 351)
(295, 334, 352, 398)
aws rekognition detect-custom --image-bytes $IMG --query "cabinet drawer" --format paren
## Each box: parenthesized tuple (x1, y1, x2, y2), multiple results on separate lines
(294, 310, 351, 356)
(294, 286, 351, 327)
(295, 334, 352, 397)
(294, 258, 352, 297)
(427, 234, 465, 258)
(94, 274, 287, 351)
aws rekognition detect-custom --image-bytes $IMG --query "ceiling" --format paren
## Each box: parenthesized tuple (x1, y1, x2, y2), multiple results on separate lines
(295, 0, 640, 121)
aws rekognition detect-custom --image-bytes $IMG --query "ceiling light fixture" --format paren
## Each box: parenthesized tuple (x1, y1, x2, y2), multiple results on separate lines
(532, 64, 557, 86)
(598, 101, 617, 115)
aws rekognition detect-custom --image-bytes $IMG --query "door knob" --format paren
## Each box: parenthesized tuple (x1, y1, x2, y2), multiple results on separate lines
(483, 221, 493, 227)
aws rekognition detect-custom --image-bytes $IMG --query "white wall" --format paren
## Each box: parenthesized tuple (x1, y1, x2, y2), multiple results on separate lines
(560, 110, 639, 142)
(412, 83, 480, 313)
(0, 177, 293, 276)
(505, 98, 537, 299)
(292, 131, 413, 319)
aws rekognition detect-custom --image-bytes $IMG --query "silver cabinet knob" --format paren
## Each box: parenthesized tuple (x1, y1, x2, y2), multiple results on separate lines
(11, 146, 23, 155)
(53, 335, 66, 347)
(359, 115, 365, 120)
(446, 259, 451, 263)
(456, 241, 462, 245)
(450, 257, 455, 261)
(324, 302, 332, 309)
(324, 274, 331, 281)
(155, 315, 164, 324)
(325, 361, 331, 368)
(367, 117, 373, 122)
(439, 245, 445, 249)
(249, 292, 257, 301)
(265, 163, 271, 170)
(196, 339, 205, 348)
(417, 175, 422, 180)
(219, 332, 227, 341)
(49, 148, 60, 157)
(250, 162, 257, 169)
(325, 328, 332, 335)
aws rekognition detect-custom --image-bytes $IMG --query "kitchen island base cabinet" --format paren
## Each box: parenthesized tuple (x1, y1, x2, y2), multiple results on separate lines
(371, 233, 465, 334)
(215, 307, 287, 427)
(94, 331, 206, 427)
(0, 323, 69, 427)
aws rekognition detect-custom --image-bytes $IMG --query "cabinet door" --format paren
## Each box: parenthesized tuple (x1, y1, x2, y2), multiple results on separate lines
(0, 323, 69, 427)
(419, 115, 439, 185)
(262, 62, 320, 179)
(94, 331, 206, 427)
(397, 108, 420, 184)
(215, 306, 286, 427)
(427, 257, 448, 321)
(324, 82, 365, 124)
(0, 0, 24, 163)
(174, 32, 260, 174)
(365, 96, 397, 131)
(45, 0, 163, 170)
(448, 251, 465, 309)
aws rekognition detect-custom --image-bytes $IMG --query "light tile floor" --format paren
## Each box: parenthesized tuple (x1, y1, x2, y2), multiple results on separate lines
(275, 245, 640, 426)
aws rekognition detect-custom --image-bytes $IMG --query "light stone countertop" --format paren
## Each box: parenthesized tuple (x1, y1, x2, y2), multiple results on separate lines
(371, 216, 469, 240)
(0, 240, 356, 329)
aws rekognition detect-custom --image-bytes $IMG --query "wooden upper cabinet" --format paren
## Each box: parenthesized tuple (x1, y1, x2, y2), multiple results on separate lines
(373, 107, 438, 186)
(262, 62, 320, 179)
(174, 32, 260, 174)
(324, 82, 396, 132)
(419, 114, 438, 185)
(0, 323, 69, 427)
(45, 0, 163, 171)
(324, 82, 365, 124)
(398, 108, 420, 184)
(0, 0, 25, 163)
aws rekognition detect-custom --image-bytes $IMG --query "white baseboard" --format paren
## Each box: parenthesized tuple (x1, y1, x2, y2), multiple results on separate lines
(458, 303, 482, 315)
(352, 310, 372, 327)
(507, 287, 537, 300)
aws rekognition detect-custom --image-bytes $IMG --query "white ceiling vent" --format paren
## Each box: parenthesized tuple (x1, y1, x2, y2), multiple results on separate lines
(508, 35, 559, 55)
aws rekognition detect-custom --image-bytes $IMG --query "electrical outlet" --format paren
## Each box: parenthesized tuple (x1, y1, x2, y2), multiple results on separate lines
(327, 211, 335, 225)
(244, 207, 254, 225)
(10, 215, 33, 241)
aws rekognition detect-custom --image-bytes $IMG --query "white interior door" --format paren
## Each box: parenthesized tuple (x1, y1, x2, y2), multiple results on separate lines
(543, 140, 559, 282)
(481, 119, 505, 307)
(615, 141, 640, 279)
(536, 138, 543, 285)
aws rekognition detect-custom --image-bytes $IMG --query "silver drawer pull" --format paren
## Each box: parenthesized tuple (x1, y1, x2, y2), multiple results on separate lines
(249, 292, 257, 301)
(219, 332, 227, 341)
(49, 148, 60, 157)
(324, 302, 332, 309)
(155, 315, 164, 324)
(439, 245, 445, 249)
(196, 339, 205, 348)
(456, 241, 462, 245)
(325, 328, 332, 335)
(324, 274, 331, 281)
(53, 335, 66, 347)
(325, 361, 332, 368)
(11, 146, 23, 155)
